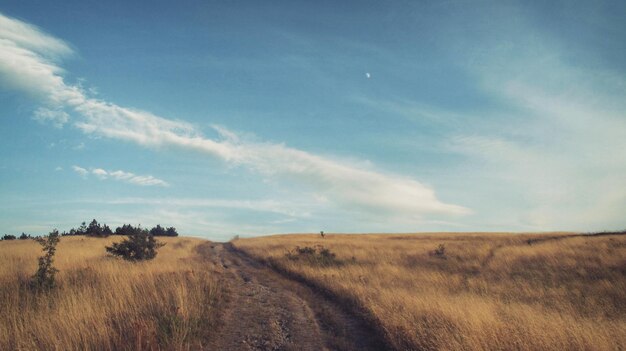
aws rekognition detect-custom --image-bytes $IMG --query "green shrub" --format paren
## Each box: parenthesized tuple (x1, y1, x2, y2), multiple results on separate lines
(285, 245, 341, 266)
(106, 229, 164, 261)
(32, 230, 61, 290)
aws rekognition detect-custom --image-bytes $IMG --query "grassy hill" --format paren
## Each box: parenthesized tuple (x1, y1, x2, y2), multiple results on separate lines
(0, 236, 220, 350)
(234, 232, 626, 350)
(2, 232, 624, 350)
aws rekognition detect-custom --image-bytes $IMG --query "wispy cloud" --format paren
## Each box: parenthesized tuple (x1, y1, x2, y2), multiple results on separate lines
(86, 197, 310, 218)
(71, 165, 88, 177)
(72, 166, 169, 187)
(33, 107, 69, 128)
(441, 7, 626, 230)
(0, 12, 468, 221)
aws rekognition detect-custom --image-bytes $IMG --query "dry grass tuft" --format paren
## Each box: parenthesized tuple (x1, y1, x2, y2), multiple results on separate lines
(234, 232, 626, 350)
(0, 236, 220, 350)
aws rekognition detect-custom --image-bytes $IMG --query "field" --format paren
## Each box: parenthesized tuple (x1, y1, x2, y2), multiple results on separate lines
(234, 232, 626, 350)
(2, 232, 624, 351)
(0, 236, 220, 350)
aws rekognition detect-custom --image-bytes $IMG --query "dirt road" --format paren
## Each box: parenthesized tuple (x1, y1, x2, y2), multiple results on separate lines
(197, 242, 389, 351)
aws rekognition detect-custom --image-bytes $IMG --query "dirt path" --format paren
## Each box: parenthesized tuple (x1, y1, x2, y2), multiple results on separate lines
(197, 242, 389, 351)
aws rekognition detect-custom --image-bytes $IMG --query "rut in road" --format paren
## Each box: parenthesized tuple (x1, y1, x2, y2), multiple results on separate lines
(198, 242, 390, 351)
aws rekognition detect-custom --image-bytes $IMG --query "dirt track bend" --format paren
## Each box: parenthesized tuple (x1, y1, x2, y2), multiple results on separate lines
(197, 242, 389, 351)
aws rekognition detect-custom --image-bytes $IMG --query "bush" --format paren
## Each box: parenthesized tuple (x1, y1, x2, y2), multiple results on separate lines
(285, 245, 341, 266)
(106, 229, 164, 261)
(2, 234, 16, 240)
(19, 232, 30, 240)
(32, 230, 61, 290)
(429, 244, 447, 259)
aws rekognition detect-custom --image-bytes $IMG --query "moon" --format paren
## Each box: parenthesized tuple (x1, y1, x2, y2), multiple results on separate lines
(365, 72, 371, 79)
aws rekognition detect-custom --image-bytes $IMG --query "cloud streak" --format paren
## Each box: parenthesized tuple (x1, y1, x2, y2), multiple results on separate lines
(72, 166, 169, 187)
(440, 6, 626, 230)
(0, 12, 468, 220)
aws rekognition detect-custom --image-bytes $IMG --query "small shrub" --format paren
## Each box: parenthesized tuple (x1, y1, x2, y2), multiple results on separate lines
(32, 229, 61, 290)
(2, 234, 16, 240)
(429, 244, 447, 259)
(106, 229, 164, 261)
(285, 245, 341, 266)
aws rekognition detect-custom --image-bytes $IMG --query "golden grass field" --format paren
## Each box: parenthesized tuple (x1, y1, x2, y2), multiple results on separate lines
(0, 236, 219, 350)
(234, 233, 626, 351)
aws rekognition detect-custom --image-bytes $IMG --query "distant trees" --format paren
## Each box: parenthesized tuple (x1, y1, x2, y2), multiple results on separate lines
(84, 219, 112, 237)
(1, 233, 34, 240)
(149, 224, 179, 237)
(115, 224, 143, 236)
(59, 220, 179, 237)
(165, 227, 178, 237)
(149, 224, 166, 237)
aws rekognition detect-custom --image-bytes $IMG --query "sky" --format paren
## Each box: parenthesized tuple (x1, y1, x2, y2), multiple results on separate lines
(1, 1, 625, 240)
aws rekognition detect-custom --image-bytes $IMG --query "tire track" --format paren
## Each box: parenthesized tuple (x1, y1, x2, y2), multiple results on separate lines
(200, 242, 390, 351)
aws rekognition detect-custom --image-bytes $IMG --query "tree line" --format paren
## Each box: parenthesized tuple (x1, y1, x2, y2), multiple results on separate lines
(1, 232, 34, 240)
(1, 219, 178, 240)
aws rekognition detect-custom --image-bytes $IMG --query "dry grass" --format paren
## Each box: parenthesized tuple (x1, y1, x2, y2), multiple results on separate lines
(234, 232, 626, 350)
(0, 236, 220, 350)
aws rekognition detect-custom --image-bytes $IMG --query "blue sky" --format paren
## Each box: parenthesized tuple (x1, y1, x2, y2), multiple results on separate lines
(1, 1, 625, 239)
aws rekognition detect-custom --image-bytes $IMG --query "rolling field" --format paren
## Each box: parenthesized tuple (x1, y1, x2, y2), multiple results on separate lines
(234, 232, 626, 350)
(0, 236, 220, 350)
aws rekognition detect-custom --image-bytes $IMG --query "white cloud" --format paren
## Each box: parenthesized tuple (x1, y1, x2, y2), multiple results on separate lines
(92, 168, 108, 179)
(96, 197, 310, 218)
(438, 8, 626, 230)
(33, 107, 69, 128)
(0, 14, 72, 58)
(71, 165, 88, 177)
(0, 12, 468, 221)
(71, 166, 169, 187)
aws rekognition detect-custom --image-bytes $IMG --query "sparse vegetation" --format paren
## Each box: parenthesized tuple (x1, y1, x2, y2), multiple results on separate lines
(106, 228, 164, 261)
(285, 245, 341, 266)
(31, 230, 60, 290)
(235, 232, 626, 350)
(0, 236, 220, 350)
(430, 243, 446, 258)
